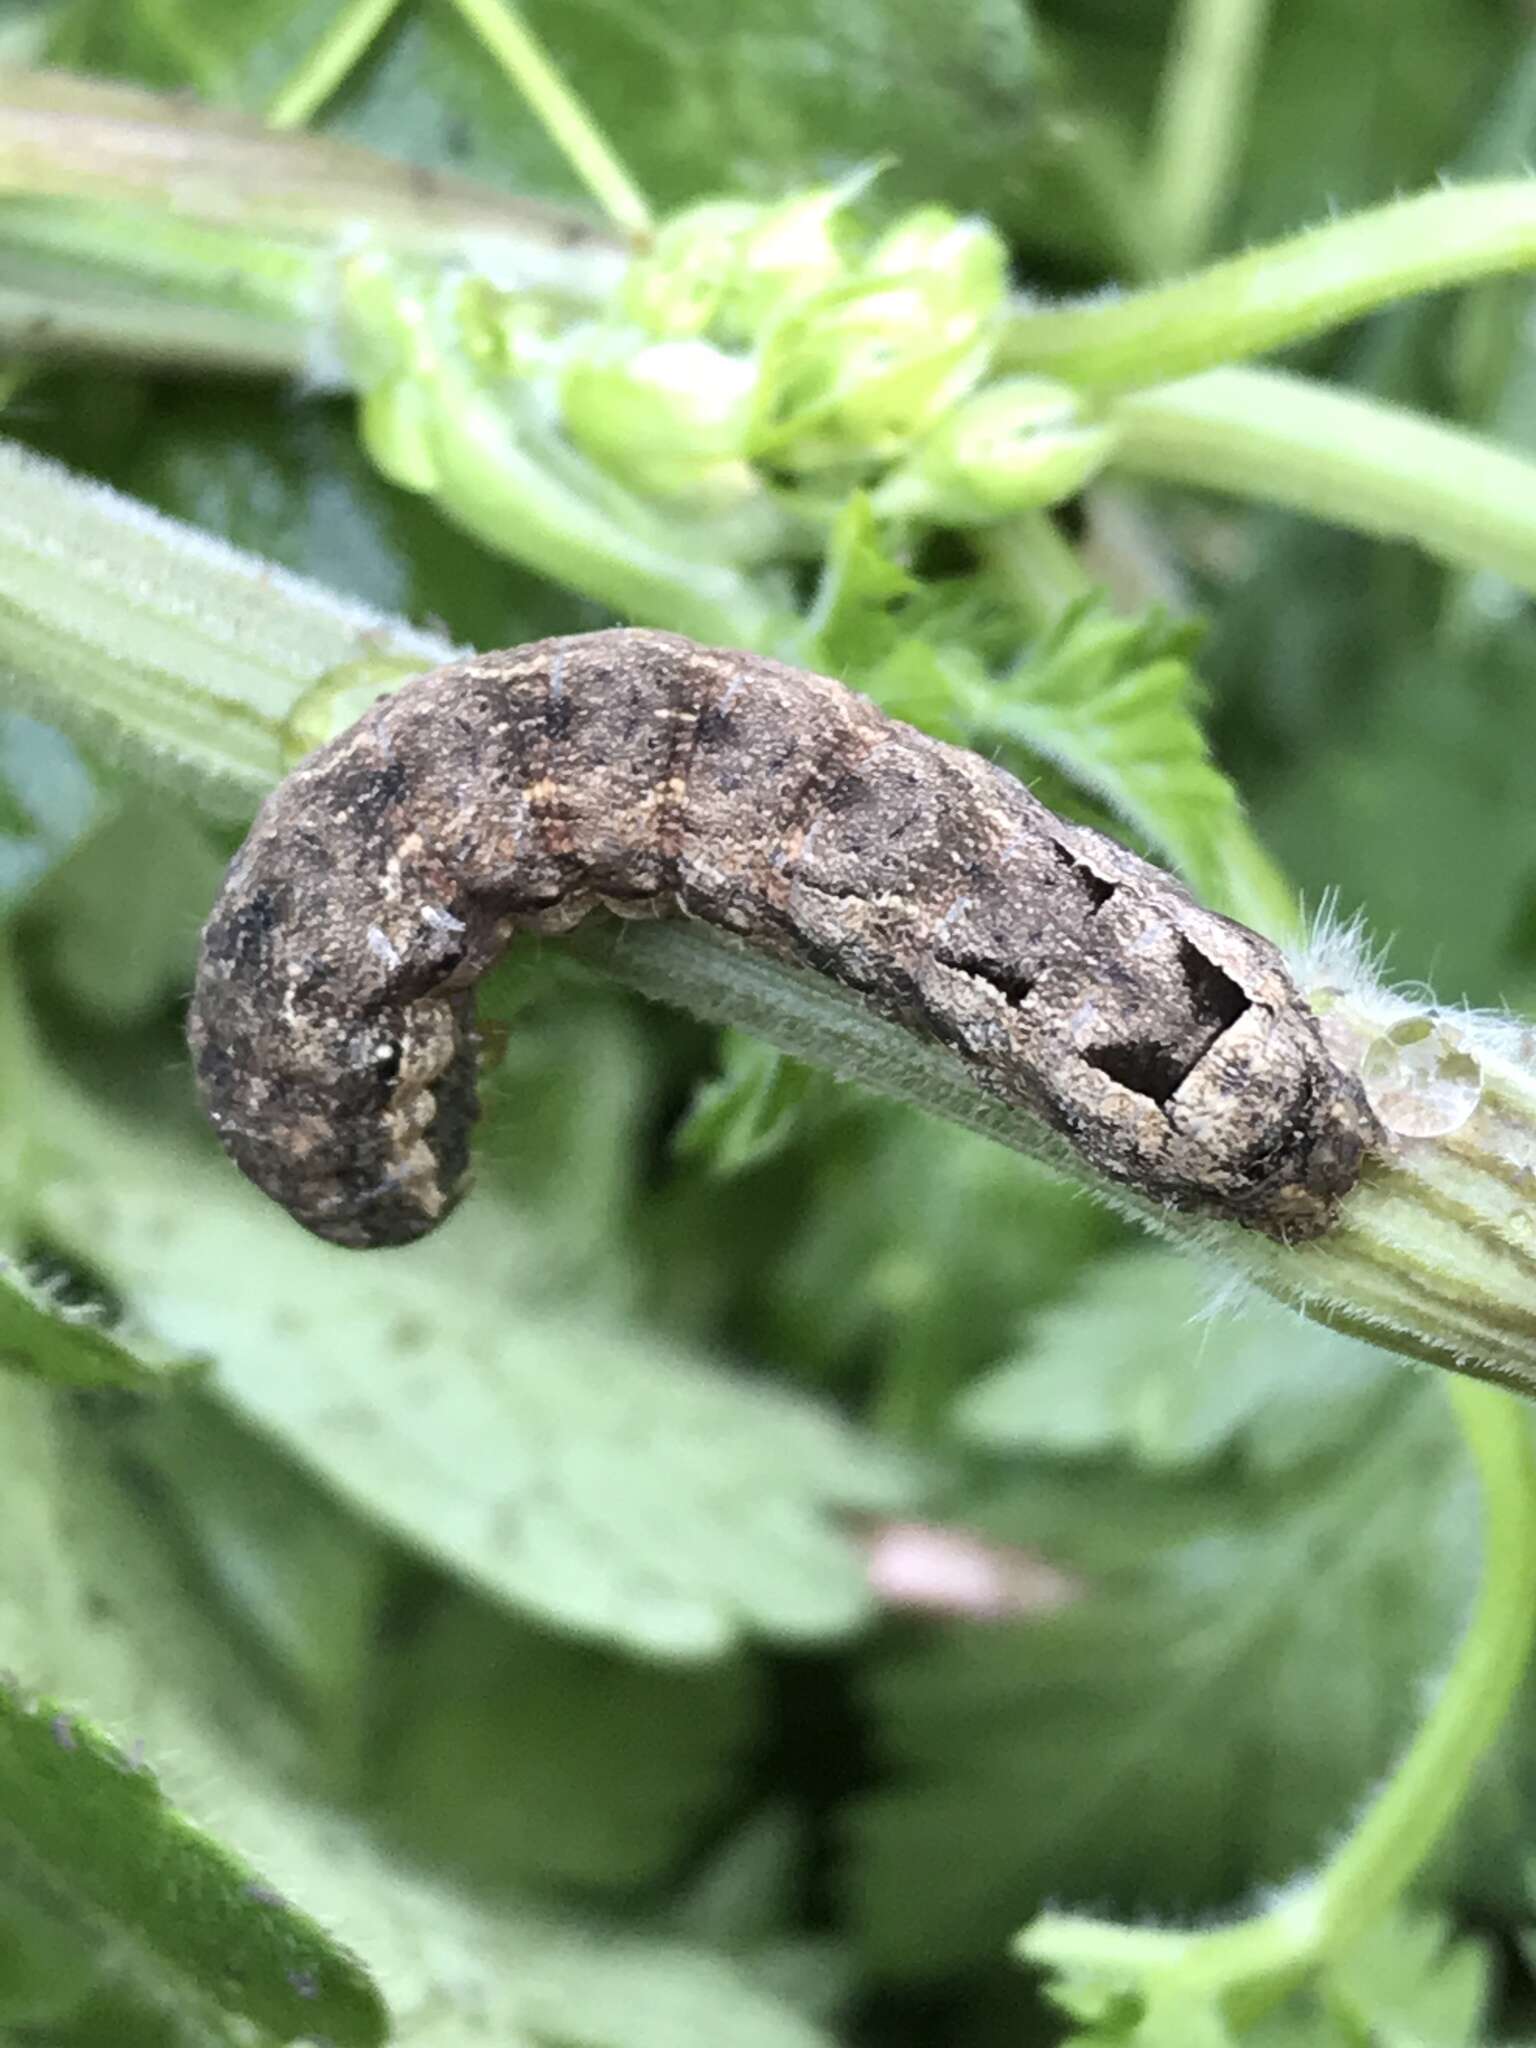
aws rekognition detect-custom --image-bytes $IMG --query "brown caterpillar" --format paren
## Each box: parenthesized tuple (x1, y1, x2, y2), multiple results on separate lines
(188, 628, 1377, 1248)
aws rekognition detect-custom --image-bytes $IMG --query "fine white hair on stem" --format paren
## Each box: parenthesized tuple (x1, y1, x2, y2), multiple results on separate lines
(1291, 892, 1534, 1062)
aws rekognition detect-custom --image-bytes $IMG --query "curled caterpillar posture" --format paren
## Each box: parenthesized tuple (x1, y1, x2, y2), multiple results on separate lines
(189, 628, 1377, 1248)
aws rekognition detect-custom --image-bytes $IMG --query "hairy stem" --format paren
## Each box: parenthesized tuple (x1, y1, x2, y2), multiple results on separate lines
(1021, 1376, 1536, 2025)
(1113, 366, 1536, 596)
(1002, 181, 1536, 394)
(6, 435, 1536, 1391)
(0, 72, 626, 376)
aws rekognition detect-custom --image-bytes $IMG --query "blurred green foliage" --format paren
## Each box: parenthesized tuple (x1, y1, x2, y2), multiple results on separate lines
(6, 2, 1536, 2045)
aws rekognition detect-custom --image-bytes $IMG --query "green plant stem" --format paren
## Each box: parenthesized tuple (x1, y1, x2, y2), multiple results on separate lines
(0, 253, 313, 378)
(1021, 1376, 1536, 2024)
(0, 437, 453, 819)
(980, 512, 1093, 628)
(1147, 0, 1273, 275)
(265, 0, 405, 130)
(1311, 1382, 1536, 1946)
(1112, 366, 1536, 597)
(441, 0, 653, 234)
(0, 204, 324, 378)
(361, 351, 795, 648)
(8, 435, 1536, 1393)
(1001, 180, 1536, 394)
(0, 933, 36, 1240)
(0, 73, 627, 376)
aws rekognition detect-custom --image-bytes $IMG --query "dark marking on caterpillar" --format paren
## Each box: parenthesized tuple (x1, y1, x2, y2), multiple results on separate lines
(188, 629, 1379, 1248)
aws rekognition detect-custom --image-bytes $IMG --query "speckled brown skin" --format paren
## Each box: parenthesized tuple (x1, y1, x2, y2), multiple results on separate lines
(189, 627, 1377, 1248)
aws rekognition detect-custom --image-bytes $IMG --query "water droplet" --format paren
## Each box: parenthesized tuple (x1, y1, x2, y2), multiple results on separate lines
(1360, 1015, 1483, 1138)
(282, 654, 430, 765)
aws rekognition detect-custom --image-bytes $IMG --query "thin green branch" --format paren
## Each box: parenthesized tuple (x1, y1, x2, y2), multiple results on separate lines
(1021, 1377, 1536, 2026)
(1314, 1380, 1536, 1950)
(978, 512, 1094, 629)
(0, 202, 324, 377)
(0, 253, 314, 378)
(440, 0, 653, 235)
(1147, 0, 1274, 275)
(1002, 180, 1536, 394)
(265, 0, 405, 131)
(1112, 366, 1536, 597)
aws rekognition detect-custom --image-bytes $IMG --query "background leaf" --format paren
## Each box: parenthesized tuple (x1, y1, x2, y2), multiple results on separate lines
(0, 1253, 201, 1393)
(31, 1070, 913, 1658)
(956, 1249, 1397, 1473)
(50, 0, 1145, 268)
(849, 1373, 1483, 1979)
(0, 713, 103, 914)
(0, 1374, 837, 2048)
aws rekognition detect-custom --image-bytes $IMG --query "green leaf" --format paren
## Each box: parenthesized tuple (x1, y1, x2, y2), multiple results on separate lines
(0, 713, 103, 914)
(673, 1032, 834, 1180)
(1217, 1908, 1496, 2048)
(118, 1393, 390, 1740)
(32, 1082, 912, 1658)
(956, 1250, 1397, 1474)
(70, 0, 1138, 270)
(0, 1252, 201, 1393)
(0, 1374, 839, 2048)
(465, 979, 662, 1285)
(0, 1879, 98, 2029)
(0, 1379, 387, 2048)
(1314, 1905, 1491, 2048)
(0, 1676, 385, 2048)
(763, 1103, 1118, 1427)
(377, 1591, 760, 1893)
(848, 1378, 1482, 1978)
(48, 0, 395, 111)
(978, 597, 1292, 932)
(23, 800, 227, 1023)
(1229, 0, 1509, 249)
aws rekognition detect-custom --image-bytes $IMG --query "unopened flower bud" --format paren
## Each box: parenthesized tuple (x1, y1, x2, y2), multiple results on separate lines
(874, 377, 1116, 520)
(712, 184, 863, 345)
(865, 205, 1009, 310)
(561, 334, 758, 502)
(619, 199, 765, 338)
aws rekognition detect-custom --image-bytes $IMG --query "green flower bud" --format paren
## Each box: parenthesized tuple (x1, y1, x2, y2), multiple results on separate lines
(865, 205, 1010, 311)
(750, 279, 995, 473)
(746, 202, 1008, 474)
(873, 377, 1117, 521)
(621, 184, 868, 348)
(619, 199, 765, 338)
(560, 333, 759, 503)
(717, 185, 859, 343)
